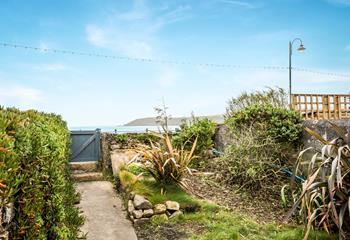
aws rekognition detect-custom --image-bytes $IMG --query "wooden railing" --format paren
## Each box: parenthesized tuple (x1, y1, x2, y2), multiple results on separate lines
(291, 94, 350, 120)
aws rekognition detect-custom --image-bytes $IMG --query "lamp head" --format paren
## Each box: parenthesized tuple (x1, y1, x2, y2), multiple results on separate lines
(297, 44, 306, 53)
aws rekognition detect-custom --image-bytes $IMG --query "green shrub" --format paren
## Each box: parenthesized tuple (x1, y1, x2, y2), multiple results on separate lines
(172, 117, 216, 155)
(218, 126, 289, 191)
(226, 104, 303, 145)
(132, 133, 160, 144)
(114, 133, 129, 145)
(225, 87, 288, 115)
(113, 133, 160, 148)
(123, 163, 148, 176)
(0, 107, 83, 239)
(220, 89, 303, 192)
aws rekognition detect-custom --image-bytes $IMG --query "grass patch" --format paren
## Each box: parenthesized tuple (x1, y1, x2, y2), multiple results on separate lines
(133, 178, 201, 211)
(170, 208, 332, 240)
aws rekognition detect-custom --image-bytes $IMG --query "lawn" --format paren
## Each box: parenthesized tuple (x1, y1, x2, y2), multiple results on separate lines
(178, 205, 330, 240)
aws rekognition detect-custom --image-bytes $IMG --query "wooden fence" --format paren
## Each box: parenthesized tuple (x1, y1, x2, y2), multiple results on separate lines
(291, 94, 350, 120)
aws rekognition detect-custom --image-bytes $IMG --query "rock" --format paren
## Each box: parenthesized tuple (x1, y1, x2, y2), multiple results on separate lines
(71, 172, 104, 182)
(165, 201, 180, 211)
(133, 194, 153, 210)
(143, 209, 154, 218)
(129, 191, 136, 200)
(3, 204, 14, 224)
(0, 205, 11, 240)
(110, 144, 120, 151)
(70, 162, 98, 172)
(203, 149, 215, 159)
(128, 200, 134, 214)
(132, 210, 143, 219)
(0, 231, 9, 240)
(169, 210, 183, 219)
(111, 150, 138, 174)
(133, 218, 150, 226)
(153, 204, 167, 214)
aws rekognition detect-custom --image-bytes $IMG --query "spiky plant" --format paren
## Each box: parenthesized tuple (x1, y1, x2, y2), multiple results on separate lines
(285, 122, 350, 239)
(137, 133, 199, 189)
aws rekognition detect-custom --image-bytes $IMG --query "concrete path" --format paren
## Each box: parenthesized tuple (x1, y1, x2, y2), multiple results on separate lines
(77, 181, 137, 240)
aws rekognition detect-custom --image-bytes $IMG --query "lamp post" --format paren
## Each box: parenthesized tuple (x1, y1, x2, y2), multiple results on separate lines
(289, 38, 306, 108)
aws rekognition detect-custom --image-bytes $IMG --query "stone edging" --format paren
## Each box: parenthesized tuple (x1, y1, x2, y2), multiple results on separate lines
(127, 192, 183, 226)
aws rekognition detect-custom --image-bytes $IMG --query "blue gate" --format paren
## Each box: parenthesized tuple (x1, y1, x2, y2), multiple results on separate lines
(70, 129, 101, 162)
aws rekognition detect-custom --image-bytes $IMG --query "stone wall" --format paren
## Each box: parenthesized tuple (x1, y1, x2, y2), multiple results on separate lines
(213, 124, 231, 152)
(100, 133, 139, 176)
(302, 119, 350, 150)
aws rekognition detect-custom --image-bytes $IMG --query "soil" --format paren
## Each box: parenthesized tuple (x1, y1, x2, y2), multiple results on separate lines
(135, 223, 188, 240)
(185, 175, 287, 224)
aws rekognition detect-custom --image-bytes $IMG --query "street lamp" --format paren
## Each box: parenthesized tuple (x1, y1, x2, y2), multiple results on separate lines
(289, 38, 306, 108)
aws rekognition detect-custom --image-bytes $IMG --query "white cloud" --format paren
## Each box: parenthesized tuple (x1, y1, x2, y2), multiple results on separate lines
(86, 25, 107, 47)
(158, 5, 192, 26)
(117, 0, 150, 21)
(157, 67, 182, 88)
(85, 1, 192, 58)
(218, 0, 261, 9)
(86, 24, 153, 58)
(39, 41, 50, 50)
(37, 41, 57, 53)
(116, 1, 191, 28)
(33, 63, 67, 71)
(0, 86, 42, 103)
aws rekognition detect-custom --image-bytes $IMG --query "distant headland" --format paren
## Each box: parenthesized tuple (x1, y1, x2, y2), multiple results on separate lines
(124, 115, 224, 126)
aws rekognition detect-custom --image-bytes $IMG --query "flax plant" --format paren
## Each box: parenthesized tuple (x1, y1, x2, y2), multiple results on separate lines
(137, 133, 199, 190)
(285, 122, 350, 239)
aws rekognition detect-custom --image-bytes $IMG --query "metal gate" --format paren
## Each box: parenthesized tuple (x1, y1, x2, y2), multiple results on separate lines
(70, 129, 101, 162)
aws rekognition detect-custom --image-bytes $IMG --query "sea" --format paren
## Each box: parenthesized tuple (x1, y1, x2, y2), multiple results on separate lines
(69, 125, 180, 133)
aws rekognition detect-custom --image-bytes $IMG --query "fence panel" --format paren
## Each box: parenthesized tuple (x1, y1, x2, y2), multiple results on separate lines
(292, 94, 350, 120)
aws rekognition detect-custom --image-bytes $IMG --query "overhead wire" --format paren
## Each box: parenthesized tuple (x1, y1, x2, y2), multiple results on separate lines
(1, 42, 350, 79)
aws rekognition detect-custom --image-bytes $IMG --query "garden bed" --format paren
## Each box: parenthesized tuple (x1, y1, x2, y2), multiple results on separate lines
(186, 174, 286, 224)
(116, 168, 330, 240)
(130, 179, 330, 240)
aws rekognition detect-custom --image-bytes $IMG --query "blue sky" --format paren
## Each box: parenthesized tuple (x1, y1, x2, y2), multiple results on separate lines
(1, 0, 350, 126)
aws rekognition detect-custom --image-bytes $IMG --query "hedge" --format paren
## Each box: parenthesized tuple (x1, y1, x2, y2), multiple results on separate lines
(0, 107, 83, 239)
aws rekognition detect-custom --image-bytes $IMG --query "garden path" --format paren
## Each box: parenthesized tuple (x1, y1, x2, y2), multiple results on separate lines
(77, 181, 137, 240)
